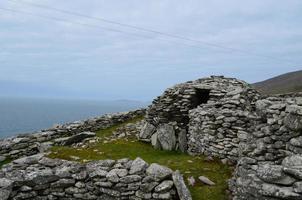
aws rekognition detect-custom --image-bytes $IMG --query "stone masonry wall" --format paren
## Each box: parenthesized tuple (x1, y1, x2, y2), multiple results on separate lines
(139, 76, 260, 157)
(0, 154, 191, 200)
(187, 82, 259, 162)
(0, 109, 145, 160)
(230, 95, 302, 199)
(138, 75, 302, 199)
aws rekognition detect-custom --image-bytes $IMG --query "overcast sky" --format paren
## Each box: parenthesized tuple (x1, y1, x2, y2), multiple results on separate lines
(0, 0, 301, 101)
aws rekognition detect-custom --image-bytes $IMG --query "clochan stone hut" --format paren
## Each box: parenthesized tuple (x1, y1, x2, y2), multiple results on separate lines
(139, 75, 302, 199)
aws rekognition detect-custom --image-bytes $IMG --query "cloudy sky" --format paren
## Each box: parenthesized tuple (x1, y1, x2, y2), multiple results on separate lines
(0, 0, 301, 101)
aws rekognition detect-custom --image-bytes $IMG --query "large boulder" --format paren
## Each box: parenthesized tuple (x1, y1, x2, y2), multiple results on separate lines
(154, 124, 176, 151)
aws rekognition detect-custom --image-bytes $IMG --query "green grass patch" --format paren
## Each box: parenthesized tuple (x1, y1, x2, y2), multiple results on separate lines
(96, 116, 144, 139)
(49, 117, 232, 200)
(0, 157, 12, 168)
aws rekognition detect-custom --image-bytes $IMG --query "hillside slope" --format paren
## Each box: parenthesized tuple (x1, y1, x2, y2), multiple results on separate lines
(253, 70, 302, 94)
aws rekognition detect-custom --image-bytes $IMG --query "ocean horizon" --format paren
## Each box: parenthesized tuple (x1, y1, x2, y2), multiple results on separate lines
(0, 97, 147, 139)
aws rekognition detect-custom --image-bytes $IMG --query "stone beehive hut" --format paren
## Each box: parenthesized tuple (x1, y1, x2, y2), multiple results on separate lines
(140, 75, 302, 199)
(139, 76, 260, 159)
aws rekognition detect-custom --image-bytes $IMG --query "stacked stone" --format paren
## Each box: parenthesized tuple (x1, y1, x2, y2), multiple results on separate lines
(188, 85, 260, 161)
(239, 96, 302, 162)
(230, 155, 302, 200)
(230, 96, 302, 199)
(139, 76, 260, 156)
(0, 109, 145, 160)
(0, 154, 191, 200)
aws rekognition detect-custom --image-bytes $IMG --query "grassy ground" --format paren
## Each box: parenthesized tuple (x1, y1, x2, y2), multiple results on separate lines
(49, 117, 232, 200)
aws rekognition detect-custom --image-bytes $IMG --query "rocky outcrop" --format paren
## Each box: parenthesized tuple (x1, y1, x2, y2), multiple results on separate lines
(0, 109, 145, 160)
(0, 155, 189, 200)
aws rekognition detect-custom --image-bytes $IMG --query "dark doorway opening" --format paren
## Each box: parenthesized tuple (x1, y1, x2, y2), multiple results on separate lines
(191, 89, 210, 108)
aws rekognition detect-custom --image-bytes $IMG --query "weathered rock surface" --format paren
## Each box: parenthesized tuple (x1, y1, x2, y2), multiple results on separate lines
(198, 176, 215, 186)
(172, 170, 192, 200)
(0, 155, 188, 200)
(146, 163, 173, 181)
(62, 131, 96, 146)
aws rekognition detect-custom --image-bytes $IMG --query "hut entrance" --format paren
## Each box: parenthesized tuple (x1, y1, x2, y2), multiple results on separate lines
(191, 89, 210, 107)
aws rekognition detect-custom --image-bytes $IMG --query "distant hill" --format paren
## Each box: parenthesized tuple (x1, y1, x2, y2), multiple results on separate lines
(253, 70, 302, 95)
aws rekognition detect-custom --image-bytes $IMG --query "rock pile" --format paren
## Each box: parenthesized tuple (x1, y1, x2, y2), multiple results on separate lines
(0, 109, 145, 160)
(0, 154, 191, 200)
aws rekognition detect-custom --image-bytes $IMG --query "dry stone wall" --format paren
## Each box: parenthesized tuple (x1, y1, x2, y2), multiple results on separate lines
(187, 80, 259, 162)
(0, 109, 145, 160)
(139, 76, 260, 158)
(230, 94, 302, 199)
(139, 75, 302, 199)
(0, 154, 191, 200)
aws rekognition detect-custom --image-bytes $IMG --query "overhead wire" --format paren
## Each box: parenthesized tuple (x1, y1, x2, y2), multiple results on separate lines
(5, 0, 299, 65)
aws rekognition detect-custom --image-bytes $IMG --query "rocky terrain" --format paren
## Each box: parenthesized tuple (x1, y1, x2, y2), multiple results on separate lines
(1, 75, 302, 199)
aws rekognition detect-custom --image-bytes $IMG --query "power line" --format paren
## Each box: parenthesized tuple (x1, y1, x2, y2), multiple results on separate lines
(0, 7, 154, 39)
(6, 0, 298, 65)
(0, 7, 233, 52)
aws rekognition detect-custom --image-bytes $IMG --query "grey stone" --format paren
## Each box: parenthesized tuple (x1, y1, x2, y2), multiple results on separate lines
(62, 132, 96, 146)
(106, 170, 120, 183)
(140, 182, 159, 192)
(99, 188, 120, 197)
(139, 122, 156, 140)
(13, 153, 44, 165)
(129, 157, 148, 175)
(25, 168, 59, 186)
(156, 124, 176, 151)
(135, 190, 152, 199)
(261, 183, 301, 199)
(120, 175, 142, 183)
(294, 181, 302, 193)
(154, 180, 174, 193)
(146, 163, 173, 181)
(284, 113, 302, 131)
(178, 129, 187, 153)
(51, 178, 75, 188)
(153, 192, 171, 199)
(282, 155, 302, 168)
(198, 176, 215, 186)
(257, 164, 296, 186)
(172, 170, 192, 200)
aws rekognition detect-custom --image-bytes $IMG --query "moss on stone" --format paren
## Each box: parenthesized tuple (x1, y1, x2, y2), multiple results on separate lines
(49, 117, 232, 200)
(0, 157, 12, 168)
